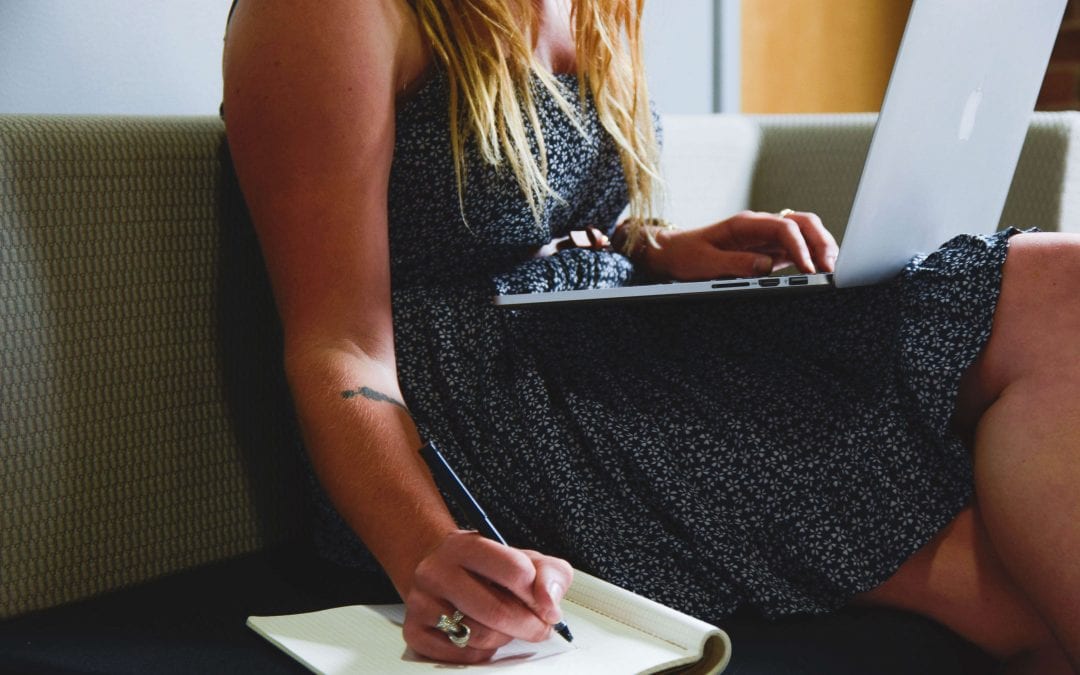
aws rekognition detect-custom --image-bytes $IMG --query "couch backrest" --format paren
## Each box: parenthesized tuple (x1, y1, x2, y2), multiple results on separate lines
(661, 111, 1080, 240)
(656, 114, 762, 230)
(0, 116, 303, 619)
(751, 111, 1080, 241)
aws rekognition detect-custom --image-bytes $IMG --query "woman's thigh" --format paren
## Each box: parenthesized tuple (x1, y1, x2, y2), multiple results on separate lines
(952, 231, 1080, 433)
(851, 505, 1053, 658)
(856, 232, 1080, 657)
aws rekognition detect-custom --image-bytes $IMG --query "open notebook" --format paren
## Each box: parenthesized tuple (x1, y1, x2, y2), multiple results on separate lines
(247, 569, 731, 674)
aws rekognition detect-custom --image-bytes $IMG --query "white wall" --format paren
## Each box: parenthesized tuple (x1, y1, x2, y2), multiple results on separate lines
(642, 0, 716, 114)
(0, 0, 232, 115)
(0, 0, 729, 116)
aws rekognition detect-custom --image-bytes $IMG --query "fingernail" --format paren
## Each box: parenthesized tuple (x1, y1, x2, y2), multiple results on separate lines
(548, 581, 564, 601)
(546, 582, 564, 623)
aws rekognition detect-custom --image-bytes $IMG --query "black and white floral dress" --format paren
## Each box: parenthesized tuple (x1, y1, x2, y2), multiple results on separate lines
(312, 70, 1016, 625)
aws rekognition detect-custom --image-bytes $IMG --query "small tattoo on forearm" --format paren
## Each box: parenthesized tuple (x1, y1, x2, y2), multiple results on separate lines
(341, 386, 409, 411)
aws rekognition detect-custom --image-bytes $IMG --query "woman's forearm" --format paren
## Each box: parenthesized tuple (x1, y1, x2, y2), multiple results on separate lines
(286, 346, 458, 596)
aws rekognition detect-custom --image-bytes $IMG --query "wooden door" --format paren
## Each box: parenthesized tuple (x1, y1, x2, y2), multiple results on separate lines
(741, 0, 912, 113)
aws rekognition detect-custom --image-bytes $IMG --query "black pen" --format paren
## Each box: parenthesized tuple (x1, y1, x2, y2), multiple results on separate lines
(419, 441, 573, 643)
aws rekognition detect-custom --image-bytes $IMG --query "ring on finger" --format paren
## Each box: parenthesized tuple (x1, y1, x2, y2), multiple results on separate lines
(435, 610, 472, 648)
(435, 610, 464, 634)
(447, 622, 471, 648)
(777, 208, 796, 219)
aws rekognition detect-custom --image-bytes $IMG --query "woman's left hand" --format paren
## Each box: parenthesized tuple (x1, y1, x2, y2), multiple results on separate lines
(637, 210, 839, 281)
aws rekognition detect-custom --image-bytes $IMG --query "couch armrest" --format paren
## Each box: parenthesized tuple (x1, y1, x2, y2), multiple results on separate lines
(749, 111, 1080, 241)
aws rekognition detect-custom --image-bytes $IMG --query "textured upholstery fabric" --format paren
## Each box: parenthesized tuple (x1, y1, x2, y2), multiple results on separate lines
(750, 114, 877, 240)
(0, 116, 303, 619)
(1001, 112, 1080, 232)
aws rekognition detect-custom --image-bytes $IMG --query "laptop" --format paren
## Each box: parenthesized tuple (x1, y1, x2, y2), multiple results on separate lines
(493, 0, 1066, 308)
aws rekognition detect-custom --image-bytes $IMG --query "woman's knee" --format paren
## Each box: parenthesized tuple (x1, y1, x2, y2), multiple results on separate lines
(953, 233, 1080, 433)
(853, 507, 1056, 659)
(1001, 232, 1080, 298)
(976, 232, 1080, 392)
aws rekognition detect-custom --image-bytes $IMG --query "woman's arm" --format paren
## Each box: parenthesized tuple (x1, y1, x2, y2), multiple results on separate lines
(223, 1, 569, 663)
(224, 0, 441, 587)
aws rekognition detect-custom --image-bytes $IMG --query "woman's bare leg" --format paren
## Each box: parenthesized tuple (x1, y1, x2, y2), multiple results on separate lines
(853, 506, 1069, 673)
(963, 233, 1080, 665)
(856, 233, 1080, 673)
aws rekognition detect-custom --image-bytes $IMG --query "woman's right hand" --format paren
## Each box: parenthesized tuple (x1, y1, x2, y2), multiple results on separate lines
(402, 531, 574, 664)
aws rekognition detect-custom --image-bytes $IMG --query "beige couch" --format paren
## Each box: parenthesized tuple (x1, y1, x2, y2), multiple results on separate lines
(2, 111, 1078, 671)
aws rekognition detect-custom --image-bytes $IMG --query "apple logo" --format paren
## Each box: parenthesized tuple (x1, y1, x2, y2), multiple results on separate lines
(958, 87, 983, 142)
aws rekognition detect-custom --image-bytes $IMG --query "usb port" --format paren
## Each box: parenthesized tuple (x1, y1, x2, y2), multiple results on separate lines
(759, 278, 781, 288)
(788, 276, 808, 286)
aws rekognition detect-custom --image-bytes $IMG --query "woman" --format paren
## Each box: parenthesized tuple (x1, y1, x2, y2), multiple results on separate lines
(222, 1, 1080, 671)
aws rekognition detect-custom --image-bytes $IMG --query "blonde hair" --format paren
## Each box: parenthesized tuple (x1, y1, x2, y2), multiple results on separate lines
(410, 0, 661, 238)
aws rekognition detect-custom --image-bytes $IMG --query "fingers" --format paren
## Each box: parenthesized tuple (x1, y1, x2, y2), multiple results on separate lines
(706, 210, 836, 275)
(453, 539, 557, 641)
(404, 532, 573, 663)
(714, 211, 814, 273)
(414, 538, 553, 643)
(696, 246, 777, 278)
(521, 549, 573, 625)
(403, 595, 508, 664)
(782, 210, 839, 273)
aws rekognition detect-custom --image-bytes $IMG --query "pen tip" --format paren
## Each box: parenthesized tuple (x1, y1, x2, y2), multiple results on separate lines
(554, 621, 573, 642)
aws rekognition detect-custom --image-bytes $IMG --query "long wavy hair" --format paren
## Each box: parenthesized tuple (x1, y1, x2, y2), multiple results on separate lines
(410, 0, 661, 232)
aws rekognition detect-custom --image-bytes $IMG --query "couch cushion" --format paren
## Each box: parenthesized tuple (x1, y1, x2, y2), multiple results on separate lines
(0, 546, 993, 675)
(0, 546, 397, 675)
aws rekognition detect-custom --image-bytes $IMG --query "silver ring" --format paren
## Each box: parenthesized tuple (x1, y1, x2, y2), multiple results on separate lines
(435, 610, 471, 648)
(447, 622, 471, 648)
(435, 610, 464, 633)
(777, 208, 796, 219)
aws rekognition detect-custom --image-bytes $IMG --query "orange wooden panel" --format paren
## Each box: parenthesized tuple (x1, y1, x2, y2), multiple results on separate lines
(741, 0, 912, 113)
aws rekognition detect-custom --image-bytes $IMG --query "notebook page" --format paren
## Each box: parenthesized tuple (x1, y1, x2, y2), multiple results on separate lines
(248, 605, 574, 673)
(247, 591, 725, 674)
(565, 571, 731, 673)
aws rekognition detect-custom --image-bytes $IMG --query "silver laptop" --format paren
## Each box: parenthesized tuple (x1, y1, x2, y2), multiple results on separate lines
(494, 0, 1065, 308)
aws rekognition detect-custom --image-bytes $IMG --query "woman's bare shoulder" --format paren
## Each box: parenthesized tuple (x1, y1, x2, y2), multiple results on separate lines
(224, 0, 429, 99)
(221, 1, 430, 342)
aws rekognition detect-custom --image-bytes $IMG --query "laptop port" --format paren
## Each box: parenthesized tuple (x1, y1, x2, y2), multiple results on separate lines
(759, 278, 781, 288)
(788, 276, 809, 286)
